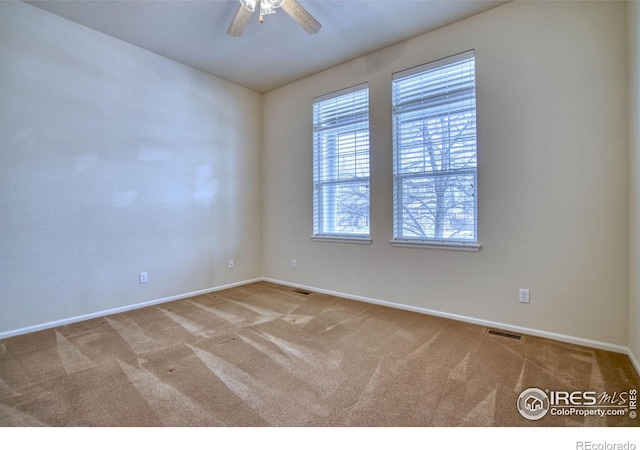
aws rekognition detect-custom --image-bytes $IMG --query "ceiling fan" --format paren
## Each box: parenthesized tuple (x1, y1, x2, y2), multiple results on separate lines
(227, 0, 322, 37)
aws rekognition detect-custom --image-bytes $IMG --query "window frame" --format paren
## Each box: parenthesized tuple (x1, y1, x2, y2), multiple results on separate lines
(390, 50, 480, 251)
(312, 83, 372, 244)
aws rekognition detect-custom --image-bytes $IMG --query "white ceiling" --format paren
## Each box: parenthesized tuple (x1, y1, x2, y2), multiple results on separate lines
(28, 0, 507, 93)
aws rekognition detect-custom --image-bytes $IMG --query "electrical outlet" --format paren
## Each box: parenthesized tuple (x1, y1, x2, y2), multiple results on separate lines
(228, 259, 234, 269)
(292, 259, 297, 269)
(519, 288, 530, 304)
(139, 272, 148, 284)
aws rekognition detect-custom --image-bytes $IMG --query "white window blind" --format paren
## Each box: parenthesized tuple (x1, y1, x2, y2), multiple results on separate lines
(313, 84, 370, 240)
(392, 51, 478, 248)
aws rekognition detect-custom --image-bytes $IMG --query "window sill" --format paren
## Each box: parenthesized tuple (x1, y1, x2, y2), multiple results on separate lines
(311, 236, 372, 245)
(389, 239, 481, 252)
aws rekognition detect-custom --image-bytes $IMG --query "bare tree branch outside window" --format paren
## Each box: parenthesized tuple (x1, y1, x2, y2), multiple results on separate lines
(393, 53, 477, 243)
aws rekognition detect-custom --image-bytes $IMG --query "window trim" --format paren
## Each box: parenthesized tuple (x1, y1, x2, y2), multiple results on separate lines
(389, 238, 481, 252)
(391, 50, 480, 250)
(312, 82, 371, 242)
(311, 235, 372, 245)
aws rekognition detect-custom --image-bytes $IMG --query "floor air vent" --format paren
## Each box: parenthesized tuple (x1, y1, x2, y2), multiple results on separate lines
(293, 289, 312, 295)
(487, 329, 523, 340)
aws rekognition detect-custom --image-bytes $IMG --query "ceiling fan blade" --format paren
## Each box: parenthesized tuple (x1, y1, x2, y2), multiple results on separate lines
(227, 4, 253, 37)
(280, 0, 321, 35)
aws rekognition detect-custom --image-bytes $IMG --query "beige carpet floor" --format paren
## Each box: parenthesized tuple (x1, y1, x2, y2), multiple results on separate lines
(1, 281, 638, 427)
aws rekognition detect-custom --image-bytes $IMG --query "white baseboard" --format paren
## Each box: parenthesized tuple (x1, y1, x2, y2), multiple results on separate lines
(627, 348, 640, 376)
(262, 277, 634, 358)
(3, 276, 638, 377)
(0, 278, 262, 340)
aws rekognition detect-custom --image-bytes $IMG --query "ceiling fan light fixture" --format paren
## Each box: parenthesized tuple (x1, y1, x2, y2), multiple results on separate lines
(259, 1, 276, 18)
(228, 0, 321, 37)
(239, 0, 258, 12)
(260, 0, 287, 17)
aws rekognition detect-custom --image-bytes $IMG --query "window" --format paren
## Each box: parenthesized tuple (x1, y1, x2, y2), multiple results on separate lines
(391, 51, 479, 250)
(313, 83, 370, 242)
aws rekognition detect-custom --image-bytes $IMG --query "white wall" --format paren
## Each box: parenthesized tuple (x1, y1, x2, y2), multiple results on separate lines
(0, 2, 262, 335)
(1, 1, 633, 352)
(629, 0, 640, 365)
(262, 1, 630, 346)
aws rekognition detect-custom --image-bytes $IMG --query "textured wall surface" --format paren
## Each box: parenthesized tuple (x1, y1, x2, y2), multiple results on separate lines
(629, 0, 640, 364)
(262, 1, 630, 346)
(0, 2, 262, 334)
